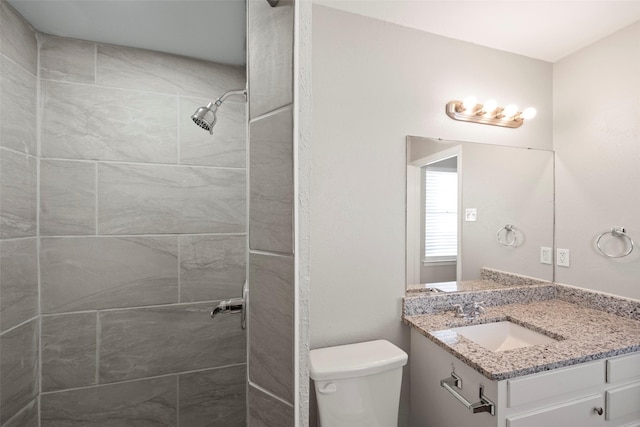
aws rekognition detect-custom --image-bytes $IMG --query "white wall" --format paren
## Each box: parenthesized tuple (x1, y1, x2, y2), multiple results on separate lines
(310, 5, 552, 425)
(553, 21, 640, 300)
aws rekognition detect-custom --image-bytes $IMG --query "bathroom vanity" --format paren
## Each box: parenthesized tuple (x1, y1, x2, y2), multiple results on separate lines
(404, 286, 640, 427)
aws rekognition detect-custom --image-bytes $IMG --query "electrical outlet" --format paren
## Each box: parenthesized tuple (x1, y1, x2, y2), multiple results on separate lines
(557, 248, 570, 267)
(540, 247, 552, 264)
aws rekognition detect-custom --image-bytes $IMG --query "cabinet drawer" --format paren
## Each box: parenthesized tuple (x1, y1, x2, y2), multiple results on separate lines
(506, 394, 603, 427)
(606, 382, 640, 421)
(607, 353, 640, 384)
(507, 361, 604, 408)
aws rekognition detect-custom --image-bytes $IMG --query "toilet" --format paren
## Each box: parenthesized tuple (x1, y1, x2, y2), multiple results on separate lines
(309, 339, 408, 427)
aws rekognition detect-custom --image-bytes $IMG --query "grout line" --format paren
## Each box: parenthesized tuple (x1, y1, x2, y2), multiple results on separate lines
(94, 43, 98, 85)
(248, 381, 294, 408)
(249, 248, 295, 258)
(176, 96, 181, 166)
(39, 299, 226, 317)
(176, 375, 180, 427)
(248, 103, 293, 125)
(36, 156, 246, 171)
(95, 312, 101, 385)
(177, 236, 182, 303)
(0, 315, 39, 337)
(38, 232, 247, 239)
(95, 162, 99, 235)
(36, 32, 44, 427)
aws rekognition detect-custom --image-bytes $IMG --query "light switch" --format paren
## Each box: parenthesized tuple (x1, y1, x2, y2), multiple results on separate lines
(465, 208, 477, 222)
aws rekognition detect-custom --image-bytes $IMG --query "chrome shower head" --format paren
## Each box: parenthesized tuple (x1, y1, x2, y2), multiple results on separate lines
(191, 103, 217, 135)
(191, 88, 247, 135)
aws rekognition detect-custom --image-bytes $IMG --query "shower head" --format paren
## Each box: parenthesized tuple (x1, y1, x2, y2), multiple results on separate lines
(192, 103, 218, 134)
(191, 88, 247, 135)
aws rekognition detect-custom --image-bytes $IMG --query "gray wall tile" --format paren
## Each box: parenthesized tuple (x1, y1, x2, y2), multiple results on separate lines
(41, 80, 178, 163)
(98, 163, 245, 235)
(248, 384, 294, 427)
(248, 0, 293, 119)
(0, 319, 39, 425)
(2, 398, 38, 427)
(40, 159, 96, 236)
(99, 303, 246, 382)
(97, 44, 245, 97)
(249, 107, 293, 253)
(0, 1, 37, 75)
(0, 238, 38, 332)
(0, 149, 37, 238)
(249, 253, 294, 403)
(180, 234, 246, 302)
(1, 55, 37, 155)
(41, 312, 97, 392)
(179, 365, 246, 427)
(180, 96, 247, 168)
(40, 236, 178, 313)
(40, 376, 177, 427)
(40, 34, 96, 83)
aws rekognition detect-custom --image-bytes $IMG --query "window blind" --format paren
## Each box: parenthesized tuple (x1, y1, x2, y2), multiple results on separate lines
(424, 169, 458, 259)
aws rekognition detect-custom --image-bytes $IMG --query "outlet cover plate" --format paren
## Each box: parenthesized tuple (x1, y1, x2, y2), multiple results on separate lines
(540, 247, 552, 264)
(557, 248, 570, 267)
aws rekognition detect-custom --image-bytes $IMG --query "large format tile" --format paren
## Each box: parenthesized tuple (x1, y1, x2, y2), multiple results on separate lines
(99, 303, 246, 382)
(39, 34, 96, 83)
(40, 376, 177, 427)
(178, 365, 246, 427)
(0, 319, 39, 425)
(40, 236, 178, 313)
(0, 238, 38, 332)
(1, 55, 37, 155)
(248, 384, 294, 427)
(98, 163, 245, 235)
(40, 159, 96, 236)
(249, 253, 294, 402)
(2, 398, 38, 427)
(249, 107, 293, 253)
(248, 0, 293, 119)
(180, 234, 246, 302)
(0, 1, 37, 75)
(41, 81, 178, 163)
(41, 312, 97, 392)
(0, 149, 37, 238)
(97, 44, 245, 97)
(180, 96, 246, 168)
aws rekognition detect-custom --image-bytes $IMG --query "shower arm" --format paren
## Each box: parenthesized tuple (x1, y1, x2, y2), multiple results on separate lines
(212, 88, 247, 107)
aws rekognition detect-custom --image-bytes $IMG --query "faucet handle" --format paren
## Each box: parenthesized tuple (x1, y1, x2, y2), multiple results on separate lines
(451, 304, 465, 317)
(473, 301, 486, 315)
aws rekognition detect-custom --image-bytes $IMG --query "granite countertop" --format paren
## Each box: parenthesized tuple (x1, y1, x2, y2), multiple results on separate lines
(404, 298, 640, 381)
(406, 279, 517, 294)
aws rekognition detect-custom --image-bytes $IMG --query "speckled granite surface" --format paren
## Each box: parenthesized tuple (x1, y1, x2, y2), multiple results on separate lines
(403, 284, 556, 315)
(404, 299, 640, 381)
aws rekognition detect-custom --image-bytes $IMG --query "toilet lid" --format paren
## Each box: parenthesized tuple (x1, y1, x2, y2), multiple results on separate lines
(309, 339, 408, 381)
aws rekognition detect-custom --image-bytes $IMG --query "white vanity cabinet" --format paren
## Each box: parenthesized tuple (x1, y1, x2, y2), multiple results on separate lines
(410, 329, 640, 427)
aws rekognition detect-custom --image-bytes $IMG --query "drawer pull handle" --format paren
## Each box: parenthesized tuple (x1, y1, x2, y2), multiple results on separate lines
(594, 407, 604, 416)
(440, 373, 495, 416)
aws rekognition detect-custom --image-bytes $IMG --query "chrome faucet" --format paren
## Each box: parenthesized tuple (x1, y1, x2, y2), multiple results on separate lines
(450, 301, 485, 319)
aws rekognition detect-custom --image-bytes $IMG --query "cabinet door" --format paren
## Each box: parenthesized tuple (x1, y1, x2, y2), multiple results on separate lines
(506, 394, 604, 427)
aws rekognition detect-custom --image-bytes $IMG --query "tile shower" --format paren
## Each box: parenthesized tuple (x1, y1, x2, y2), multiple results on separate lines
(0, 0, 252, 424)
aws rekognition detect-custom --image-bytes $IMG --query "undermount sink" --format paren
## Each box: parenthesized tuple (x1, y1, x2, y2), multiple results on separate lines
(450, 321, 559, 352)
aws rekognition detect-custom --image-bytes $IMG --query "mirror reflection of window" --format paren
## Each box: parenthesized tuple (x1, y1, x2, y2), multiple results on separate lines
(424, 162, 458, 261)
(420, 156, 458, 283)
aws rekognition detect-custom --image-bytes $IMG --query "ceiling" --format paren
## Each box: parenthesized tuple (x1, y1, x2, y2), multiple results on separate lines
(7, 0, 640, 65)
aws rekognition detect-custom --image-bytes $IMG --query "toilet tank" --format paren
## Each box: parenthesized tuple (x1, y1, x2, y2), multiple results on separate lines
(310, 340, 408, 427)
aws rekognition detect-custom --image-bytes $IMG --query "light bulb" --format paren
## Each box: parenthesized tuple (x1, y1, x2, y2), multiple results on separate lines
(481, 99, 497, 114)
(501, 104, 518, 119)
(521, 107, 537, 120)
(462, 96, 477, 112)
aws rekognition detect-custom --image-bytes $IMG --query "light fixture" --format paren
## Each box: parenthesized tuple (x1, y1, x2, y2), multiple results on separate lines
(446, 97, 537, 128)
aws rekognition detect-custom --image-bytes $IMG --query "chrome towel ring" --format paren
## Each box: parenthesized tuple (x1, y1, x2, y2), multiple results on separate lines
(596, 227, 634, 258)
(497, 224, 518, 247)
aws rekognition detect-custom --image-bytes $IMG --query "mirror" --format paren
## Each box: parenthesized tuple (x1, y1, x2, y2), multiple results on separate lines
(406, 136, 554, 292)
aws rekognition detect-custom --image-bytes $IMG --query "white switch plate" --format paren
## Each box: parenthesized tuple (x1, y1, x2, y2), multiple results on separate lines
(557, 248, 570, 267)
(540, 247, 552, 265)
(465, 208, 477, 222)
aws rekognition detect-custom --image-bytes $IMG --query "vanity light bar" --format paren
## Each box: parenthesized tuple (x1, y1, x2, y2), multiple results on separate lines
(446, 97, 536, 129)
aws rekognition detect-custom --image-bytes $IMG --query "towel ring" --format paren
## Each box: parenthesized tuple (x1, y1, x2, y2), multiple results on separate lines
(596, 227, 634, 258)
(497, 224, 517, 247)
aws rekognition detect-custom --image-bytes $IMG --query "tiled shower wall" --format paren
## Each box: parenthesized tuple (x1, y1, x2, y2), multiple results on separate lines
(0, 1, 40, 425)
(247, 0, 296, 425)
(1, 1, 249, 425)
